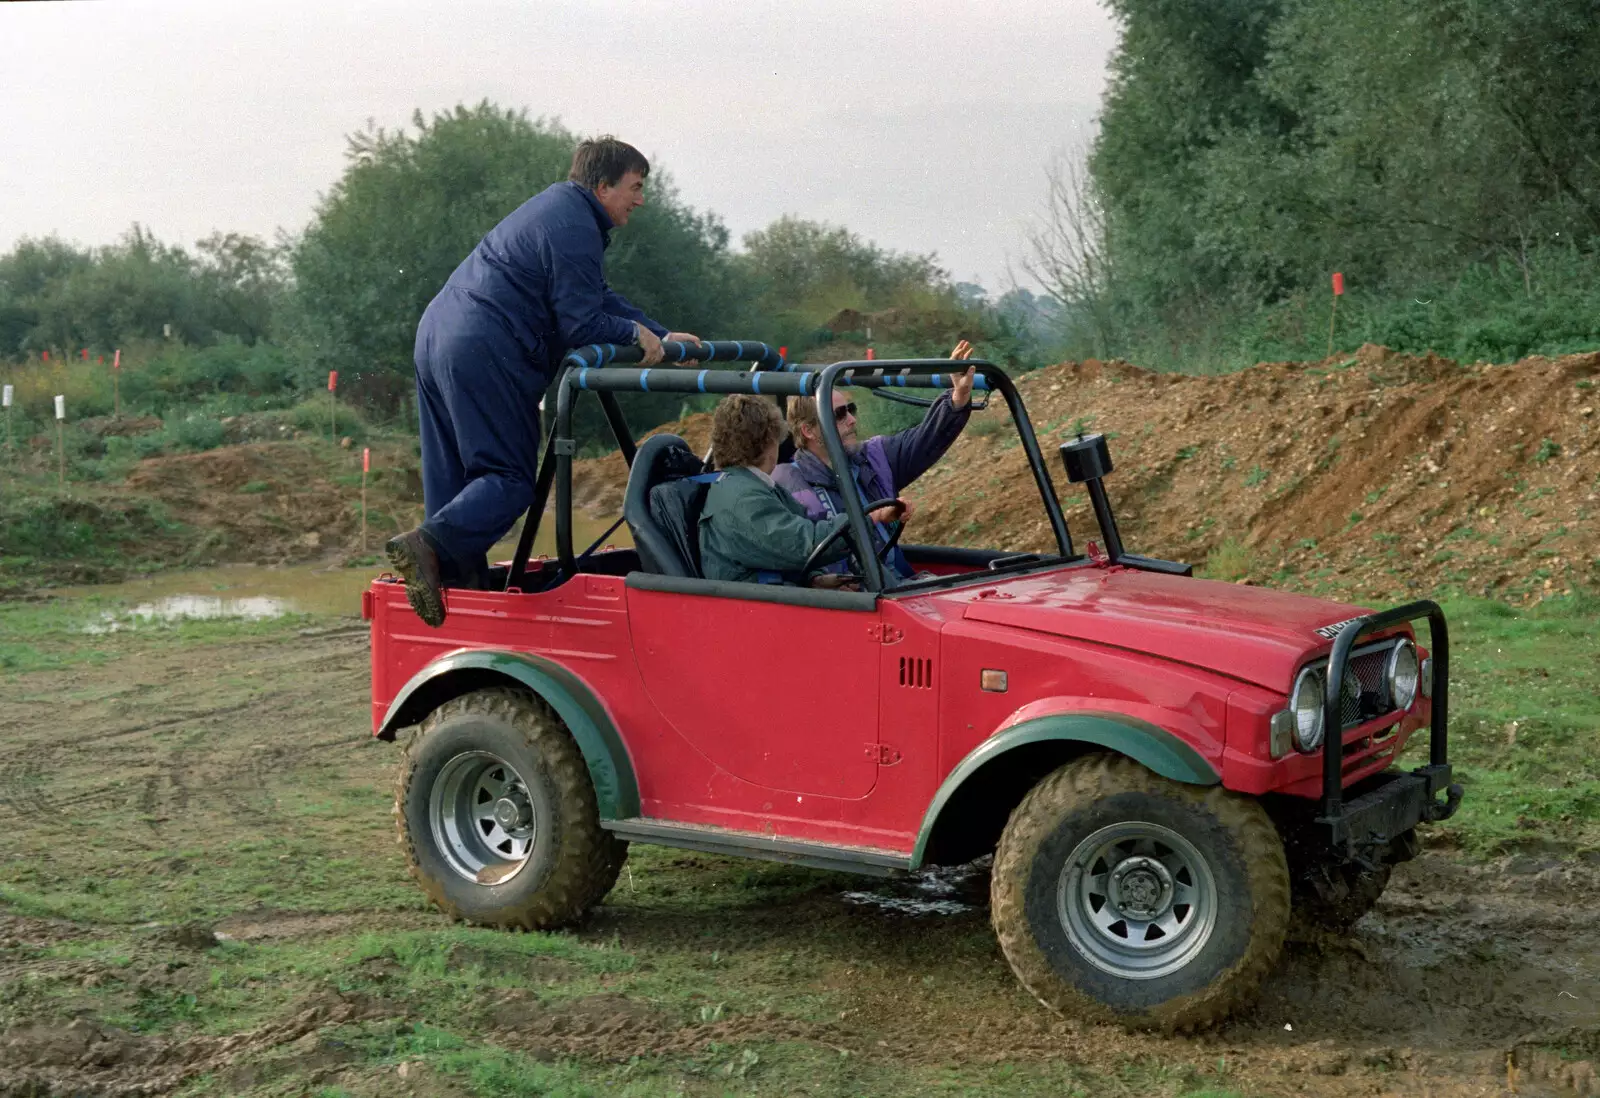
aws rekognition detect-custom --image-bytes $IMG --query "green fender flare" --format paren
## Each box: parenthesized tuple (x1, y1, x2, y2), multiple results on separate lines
(910, 712, 1220, 868)
(380, 649, 640, 820)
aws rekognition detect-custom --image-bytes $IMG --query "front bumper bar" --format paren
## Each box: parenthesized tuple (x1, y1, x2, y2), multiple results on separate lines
(1317, 600, 1464, 855)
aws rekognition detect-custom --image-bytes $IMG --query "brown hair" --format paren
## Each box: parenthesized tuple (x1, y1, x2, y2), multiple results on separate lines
(787, 395, 822, 449)
(711, 395, 784, 469)
(568, 136, 650, 189)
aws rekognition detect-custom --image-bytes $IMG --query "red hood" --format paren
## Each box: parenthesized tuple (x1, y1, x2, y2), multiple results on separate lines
(957, 565, 1376, 692)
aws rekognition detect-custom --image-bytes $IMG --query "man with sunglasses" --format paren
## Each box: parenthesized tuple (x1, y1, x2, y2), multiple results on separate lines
(774, 340, 976, 583)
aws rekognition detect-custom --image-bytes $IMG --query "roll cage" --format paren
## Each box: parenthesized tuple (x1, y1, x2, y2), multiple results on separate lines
(503, 340, 1083, 594)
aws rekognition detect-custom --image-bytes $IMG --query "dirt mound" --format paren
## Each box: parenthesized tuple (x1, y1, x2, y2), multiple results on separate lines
(120, 440, 423, 567)
(915, 344, 1599, 601)
(573, 345, 1600, 601)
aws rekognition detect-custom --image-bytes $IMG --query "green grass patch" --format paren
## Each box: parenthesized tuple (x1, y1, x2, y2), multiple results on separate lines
(1403, 592, 1600, 854)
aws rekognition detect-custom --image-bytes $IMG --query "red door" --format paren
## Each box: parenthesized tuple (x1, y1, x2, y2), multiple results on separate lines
(626, 587, 880, 798)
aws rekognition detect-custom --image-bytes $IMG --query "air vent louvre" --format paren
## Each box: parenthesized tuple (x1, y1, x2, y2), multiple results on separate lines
(897, 656, 934, 689)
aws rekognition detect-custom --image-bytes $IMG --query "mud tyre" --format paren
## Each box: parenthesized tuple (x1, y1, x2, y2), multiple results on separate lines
(991, 754, 1290, 1031)
(395, 688, 627, 929)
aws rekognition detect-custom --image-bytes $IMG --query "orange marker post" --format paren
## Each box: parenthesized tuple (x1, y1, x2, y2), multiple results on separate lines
(361, 446, 370, 551)
(1328, 272, 1344, 357)
(328, 370, 339, 442)
(112, 348, 121, 419)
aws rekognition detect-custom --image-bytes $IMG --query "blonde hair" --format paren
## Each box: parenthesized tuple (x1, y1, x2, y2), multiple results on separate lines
(788, 395, 822, 449)
(710, 394, 784, 468)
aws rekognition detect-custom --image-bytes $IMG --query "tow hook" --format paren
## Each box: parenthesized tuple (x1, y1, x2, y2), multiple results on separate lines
(1425, 783, 1464, 823)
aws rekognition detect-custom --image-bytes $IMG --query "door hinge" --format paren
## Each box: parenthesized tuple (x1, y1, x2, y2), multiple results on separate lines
(866, 623, 904, 645)
(864, 743, 903, 766)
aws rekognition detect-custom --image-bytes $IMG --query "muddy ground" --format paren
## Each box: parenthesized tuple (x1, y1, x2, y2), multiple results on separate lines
(1, 611, 1597, 1096)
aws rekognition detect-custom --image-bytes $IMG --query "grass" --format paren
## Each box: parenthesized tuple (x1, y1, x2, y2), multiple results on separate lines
(0, 591, 315, 674)
(1200, 538, 1253, 582)
(1403, 591, 1600, 854)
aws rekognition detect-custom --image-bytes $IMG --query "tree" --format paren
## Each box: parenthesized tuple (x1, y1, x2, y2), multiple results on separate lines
(1022, 150, 1115, 356)
(1075, 0, 1600, 364)
(734, 217, 960, 350)
(0, 227, 283, 357)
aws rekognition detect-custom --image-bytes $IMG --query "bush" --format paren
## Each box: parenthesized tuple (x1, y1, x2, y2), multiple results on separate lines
(286, 396, 370, 442)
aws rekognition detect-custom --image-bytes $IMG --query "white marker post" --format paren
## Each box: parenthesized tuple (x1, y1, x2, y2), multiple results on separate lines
(54, 394, 66, 488)
(2, 384, 12, 457)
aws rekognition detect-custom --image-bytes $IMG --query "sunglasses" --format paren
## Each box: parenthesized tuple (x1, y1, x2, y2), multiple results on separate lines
(832, 402, 858, 422)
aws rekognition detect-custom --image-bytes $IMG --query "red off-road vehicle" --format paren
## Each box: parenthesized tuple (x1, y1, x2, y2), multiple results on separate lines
(365, 342, 1461, 1029)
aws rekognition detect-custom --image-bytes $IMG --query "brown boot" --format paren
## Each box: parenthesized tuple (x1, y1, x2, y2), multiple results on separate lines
(386, 529, 446, 627)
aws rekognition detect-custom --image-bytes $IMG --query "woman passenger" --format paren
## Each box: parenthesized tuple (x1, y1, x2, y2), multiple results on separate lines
(698, 394, 904, 586)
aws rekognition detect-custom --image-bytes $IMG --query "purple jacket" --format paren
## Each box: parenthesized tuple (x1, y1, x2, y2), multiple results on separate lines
(772, 393, 971, 578)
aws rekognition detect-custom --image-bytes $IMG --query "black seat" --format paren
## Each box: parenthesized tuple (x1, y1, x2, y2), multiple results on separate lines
(623, 434, 713, 577)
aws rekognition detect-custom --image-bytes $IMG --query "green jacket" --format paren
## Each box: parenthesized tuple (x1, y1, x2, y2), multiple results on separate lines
(698, 467, 853, 584)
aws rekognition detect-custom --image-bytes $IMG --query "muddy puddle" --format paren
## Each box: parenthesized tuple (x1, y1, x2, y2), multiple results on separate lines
(840, 857, 991, 916)
(83, 593, 297, 633)
(56, 509, 634, 626)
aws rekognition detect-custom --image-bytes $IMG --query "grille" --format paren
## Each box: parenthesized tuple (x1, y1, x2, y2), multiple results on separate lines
(898, 657, 934, 689)
(1323, 640, 1400, 729)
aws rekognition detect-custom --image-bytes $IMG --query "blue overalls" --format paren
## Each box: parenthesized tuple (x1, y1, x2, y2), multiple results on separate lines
(413, 181, 666, 582)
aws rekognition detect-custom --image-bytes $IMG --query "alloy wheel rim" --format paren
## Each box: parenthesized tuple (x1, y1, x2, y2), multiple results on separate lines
(1057, 821, 1218, 980)
(428, 751, 537, 885)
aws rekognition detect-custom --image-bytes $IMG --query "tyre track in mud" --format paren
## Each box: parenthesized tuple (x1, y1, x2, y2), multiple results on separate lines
(0, 629, 372, 857)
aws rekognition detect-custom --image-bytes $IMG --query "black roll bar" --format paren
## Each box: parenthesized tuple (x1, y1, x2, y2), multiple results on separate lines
(532, 344, 1074, 592)
(1319, 600, 1450, 825)
(539, 342, 795, 584)
(813, 359, 1071, 592)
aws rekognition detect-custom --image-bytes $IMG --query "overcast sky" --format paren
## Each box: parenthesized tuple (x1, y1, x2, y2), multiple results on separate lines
(2, 0, 1116, 291)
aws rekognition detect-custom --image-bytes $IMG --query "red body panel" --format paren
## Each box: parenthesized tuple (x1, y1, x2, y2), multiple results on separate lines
(959, 566, 1368, 691)
(370, 556, 1427, 853)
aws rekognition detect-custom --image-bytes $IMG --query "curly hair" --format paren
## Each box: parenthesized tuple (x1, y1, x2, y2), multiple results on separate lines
(711, 394, 785, 469)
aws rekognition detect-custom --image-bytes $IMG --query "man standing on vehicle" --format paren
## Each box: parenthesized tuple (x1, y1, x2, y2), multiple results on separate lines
(388, 136, 699, 627)
(773, 340, 976, 584)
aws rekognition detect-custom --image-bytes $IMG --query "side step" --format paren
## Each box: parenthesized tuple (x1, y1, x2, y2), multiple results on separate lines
(601, 818, 911, 878)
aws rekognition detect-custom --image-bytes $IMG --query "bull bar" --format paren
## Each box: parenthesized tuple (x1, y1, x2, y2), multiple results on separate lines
(1318, 600, 1463, 859)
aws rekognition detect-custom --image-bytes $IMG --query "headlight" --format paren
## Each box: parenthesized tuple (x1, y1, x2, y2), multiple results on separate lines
(1388, 639, 1419, 710)
(1290, 666, 1325, 752)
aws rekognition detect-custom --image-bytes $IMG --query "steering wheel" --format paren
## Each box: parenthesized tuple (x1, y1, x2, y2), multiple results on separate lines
(801, 497, 907, 579)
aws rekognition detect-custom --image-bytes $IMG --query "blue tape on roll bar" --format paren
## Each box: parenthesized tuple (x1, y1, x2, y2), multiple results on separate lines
(640, 369, 650, 391)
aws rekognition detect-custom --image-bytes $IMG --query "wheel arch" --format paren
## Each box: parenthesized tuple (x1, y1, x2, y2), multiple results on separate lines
(379, 650, 640, 819)
(911, 711, 1220, 870)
